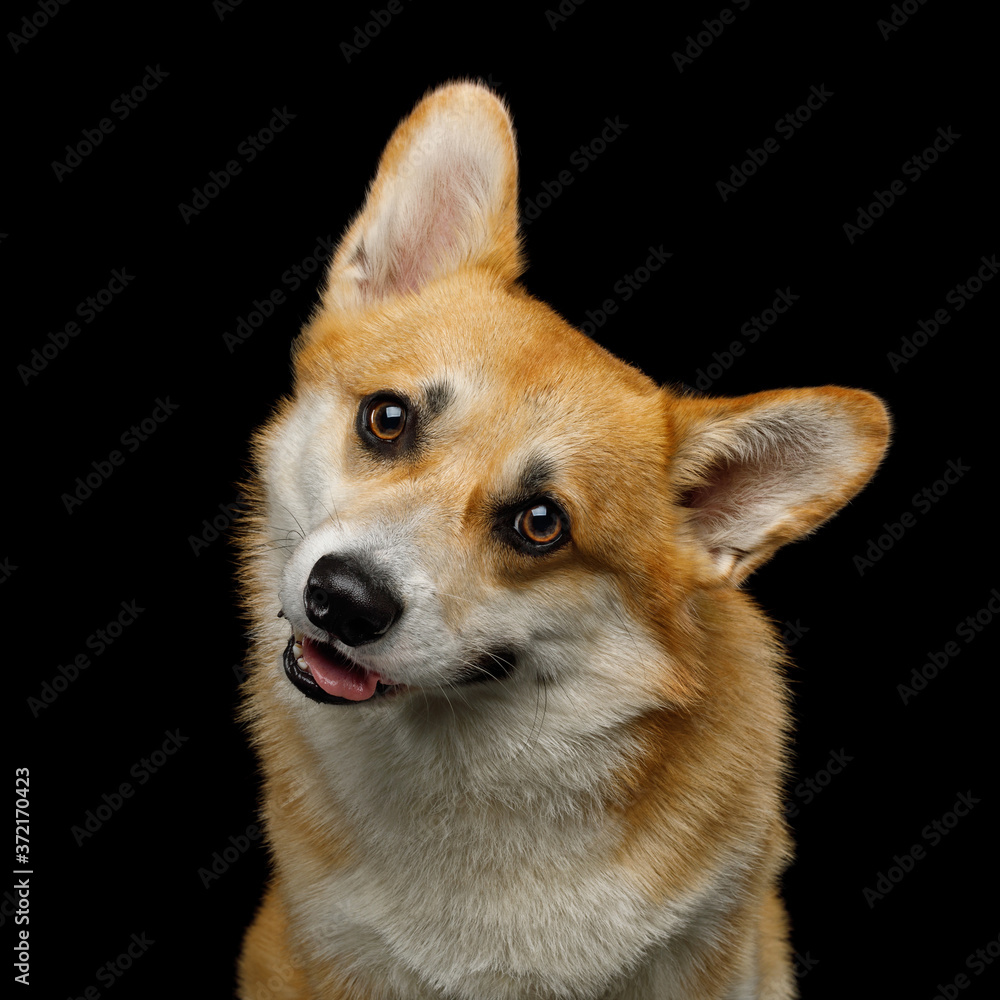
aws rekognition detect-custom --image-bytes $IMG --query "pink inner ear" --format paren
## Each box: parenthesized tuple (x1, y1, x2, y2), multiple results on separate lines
(393, 192, 462, 295)
(683, 458, 754, 527)
(683, 461, 735, 514)
(358, 150, 488, 303)
(680, 448, 798, 566)
(673, 391, 889, 578)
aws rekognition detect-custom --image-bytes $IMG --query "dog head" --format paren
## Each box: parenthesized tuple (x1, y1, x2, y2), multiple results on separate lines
(242, 82, 890, 735)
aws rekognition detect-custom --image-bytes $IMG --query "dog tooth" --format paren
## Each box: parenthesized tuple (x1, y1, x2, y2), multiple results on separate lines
(296, 656, 309, 673)
(292, 643, 303, 657)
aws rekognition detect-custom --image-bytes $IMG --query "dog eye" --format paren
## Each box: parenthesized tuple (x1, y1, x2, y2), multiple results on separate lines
(367, 398, 407, 441)
(514, 502, 566, 548)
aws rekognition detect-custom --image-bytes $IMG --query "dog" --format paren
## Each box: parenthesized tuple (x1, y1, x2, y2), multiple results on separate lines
(235, 81, 890, 999)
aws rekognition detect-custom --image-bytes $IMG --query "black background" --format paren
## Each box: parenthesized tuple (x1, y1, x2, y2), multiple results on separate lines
(6, 2, 997, 998)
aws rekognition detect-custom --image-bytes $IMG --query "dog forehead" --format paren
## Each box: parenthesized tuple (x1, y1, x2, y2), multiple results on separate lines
(296, 272, 661, 424)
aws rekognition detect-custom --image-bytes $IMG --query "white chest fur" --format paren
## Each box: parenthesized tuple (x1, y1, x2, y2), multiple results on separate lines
(280, 696, 735, 1000)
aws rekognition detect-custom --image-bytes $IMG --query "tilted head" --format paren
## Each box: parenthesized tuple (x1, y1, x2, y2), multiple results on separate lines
(241, 81, 890, 744)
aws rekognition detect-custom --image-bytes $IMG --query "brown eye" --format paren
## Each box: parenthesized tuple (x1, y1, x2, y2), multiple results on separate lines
(368, 399, 406, 440)
(515, 503, 564, 546)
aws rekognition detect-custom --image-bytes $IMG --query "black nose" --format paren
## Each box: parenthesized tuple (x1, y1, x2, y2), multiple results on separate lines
(303, 555, 403, 646)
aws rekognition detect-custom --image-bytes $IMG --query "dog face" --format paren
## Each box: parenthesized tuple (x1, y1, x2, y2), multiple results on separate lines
(264, 271, 683, 723)
(241, 83, 888, 743)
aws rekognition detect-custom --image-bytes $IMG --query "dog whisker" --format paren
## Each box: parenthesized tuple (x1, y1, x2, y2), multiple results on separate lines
(274, 503, 307, 541)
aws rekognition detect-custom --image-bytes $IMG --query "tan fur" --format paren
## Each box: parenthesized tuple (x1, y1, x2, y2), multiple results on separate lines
(236, 81, 890, 999)
(238, 885, 315, 1000)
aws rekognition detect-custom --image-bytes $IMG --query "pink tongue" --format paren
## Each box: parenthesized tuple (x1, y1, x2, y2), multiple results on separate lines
(301, 637, 380, 701)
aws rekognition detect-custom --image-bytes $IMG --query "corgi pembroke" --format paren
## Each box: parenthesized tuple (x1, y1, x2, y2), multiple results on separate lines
(236, 82, 890, 1000)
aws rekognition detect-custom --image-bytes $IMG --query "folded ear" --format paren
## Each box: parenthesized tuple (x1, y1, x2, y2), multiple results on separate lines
(322, 81, 524, 312)
(670, 387, 891, 584)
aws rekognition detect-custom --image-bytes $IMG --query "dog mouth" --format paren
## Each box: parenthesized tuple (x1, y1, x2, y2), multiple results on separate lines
(282, 633, 397, 704)
(281, 630, 520, 705)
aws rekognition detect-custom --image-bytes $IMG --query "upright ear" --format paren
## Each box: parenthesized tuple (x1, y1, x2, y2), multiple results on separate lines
(322, 81, 524, 312)
(671, 387, 891, 584)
